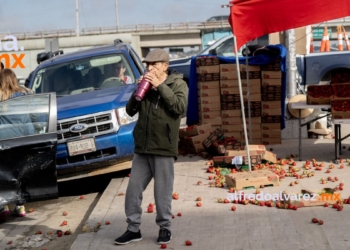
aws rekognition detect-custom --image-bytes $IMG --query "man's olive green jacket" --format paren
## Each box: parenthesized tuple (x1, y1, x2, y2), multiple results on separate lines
(126, 72, 188, 158)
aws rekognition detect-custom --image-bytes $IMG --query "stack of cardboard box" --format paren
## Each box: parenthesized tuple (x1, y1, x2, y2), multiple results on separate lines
(195, 56, 283, 145)
(220, 63, 262, 144)
(260, 60, 282, 145)
(196, 56, 222, 130)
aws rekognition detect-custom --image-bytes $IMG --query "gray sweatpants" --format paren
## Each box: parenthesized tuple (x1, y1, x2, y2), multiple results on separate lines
(125, 153, 174, 233)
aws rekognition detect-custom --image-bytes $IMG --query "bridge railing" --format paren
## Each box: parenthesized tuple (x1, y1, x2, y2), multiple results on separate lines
(1, 21, 231, 40)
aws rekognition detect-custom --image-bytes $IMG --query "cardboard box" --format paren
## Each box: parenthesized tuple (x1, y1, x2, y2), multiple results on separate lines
(261, 71, 282, 79)
(221, 124, 243, 132)
(202, 128, 225, 149)
(220, 64, 238, 72)
(331, 99, 350, 119)
(331, 83, 350, 99)
(246, 116, 261, 124)
(241, 71, 261, 79)
(198, 88, 220, 97)
(307, 85, 332, 105)
(213, 141, 242, 155)
(260, 60, 281, 71)
(200, 116, 222, 126)
(179, 123, 213, 138)
(262, 101, 280, 109)
(225, 170, 280, 190)
(197, 73, 220, 82)
(239, 64, 261, 72)
(261, 123, 281, 130)
(222, 94, 261, 102)
(262, 108, 281, 116)
(196, 56, 220, 66)
(246, 131, 262, 139)
(261, 130, 281, 138)
(196, 65, 220, 74)
(197, 81, 220, 90)
(223, 132, 242, 140)
(199, 110, 221, 119)
(262, 137, 282, 145)
(239, 139, 262, 146)
(222, 110, 242, 118)
(221, 94, 241, 103)
(222, 117, 242, 125)
(331, 71, 350, 83)
(261, 115, 281, 123)
(245, 145, 266, 151)
(242, 145, 277, 163)
(221, 102, 241, 110)
(243, 94, 261, 102)
(220, 71, 239, 80)
(198, 96, 221, 105)
(280, 188, 341, 208)
(245, 107, 262, 117)
(245, 123, 262, 132)
(215, 150, 262, 166)
(179, 132, 211, 147)
(198, 102, 221, 112)
(261, 85, 282, 101)
(221, 79, 261, 88)
(261, 78, 282, 86)
(220, 85, 261, 95)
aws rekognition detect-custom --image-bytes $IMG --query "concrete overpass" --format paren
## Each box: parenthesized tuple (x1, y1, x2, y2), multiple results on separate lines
(0, 21, 232, 79)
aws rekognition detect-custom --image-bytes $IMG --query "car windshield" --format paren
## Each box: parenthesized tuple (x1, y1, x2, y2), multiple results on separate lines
(31, 54, 135, 97)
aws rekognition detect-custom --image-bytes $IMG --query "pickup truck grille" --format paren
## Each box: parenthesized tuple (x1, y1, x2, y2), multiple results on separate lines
(57, 111, 119, 143)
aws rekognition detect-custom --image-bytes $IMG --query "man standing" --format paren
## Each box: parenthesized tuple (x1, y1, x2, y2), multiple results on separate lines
(115, 49, 188, 245)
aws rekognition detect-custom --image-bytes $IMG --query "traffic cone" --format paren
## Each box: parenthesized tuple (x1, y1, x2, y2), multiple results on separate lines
(337, 26, 344, 51)
(320, 26, 330, 52)
(310, 34, 314, 53)
(342, 26, 350, 50)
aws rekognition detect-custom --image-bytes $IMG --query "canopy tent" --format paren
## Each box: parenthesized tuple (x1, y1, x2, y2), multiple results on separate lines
(229, 0, 350, 50)
(186, 44, 287, 128)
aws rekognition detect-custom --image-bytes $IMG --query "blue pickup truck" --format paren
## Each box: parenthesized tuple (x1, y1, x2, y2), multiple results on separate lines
(27, 39, 145, 180)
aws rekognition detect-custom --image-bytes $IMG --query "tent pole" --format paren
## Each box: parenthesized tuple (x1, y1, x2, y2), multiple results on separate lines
(234, 34, 251, 172)
(245, 44, 252, 143)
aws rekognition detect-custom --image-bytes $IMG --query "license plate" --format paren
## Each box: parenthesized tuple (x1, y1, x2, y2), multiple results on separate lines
(67, 138, 96, 156)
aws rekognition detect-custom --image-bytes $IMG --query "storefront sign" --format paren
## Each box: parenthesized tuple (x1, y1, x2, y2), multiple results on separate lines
(0, 35, 25, 68)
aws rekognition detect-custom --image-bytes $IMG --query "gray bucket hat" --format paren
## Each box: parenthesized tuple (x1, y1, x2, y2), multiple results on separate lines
(142, 49, 170, 63)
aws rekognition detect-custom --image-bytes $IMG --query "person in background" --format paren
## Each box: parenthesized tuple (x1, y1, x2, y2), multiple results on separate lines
(0, 68, 33, 220)
(114, 49, 188, 245)
(115, 62, 132, 84)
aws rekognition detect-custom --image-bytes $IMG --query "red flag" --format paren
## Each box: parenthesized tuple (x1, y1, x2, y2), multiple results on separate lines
(229, 0, 350, 49)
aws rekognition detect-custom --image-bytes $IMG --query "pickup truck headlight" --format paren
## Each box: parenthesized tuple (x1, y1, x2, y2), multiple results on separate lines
(116, 107, 138, 125)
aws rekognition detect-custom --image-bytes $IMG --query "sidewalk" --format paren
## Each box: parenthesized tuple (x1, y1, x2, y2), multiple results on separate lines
(71, 137, 350, 250)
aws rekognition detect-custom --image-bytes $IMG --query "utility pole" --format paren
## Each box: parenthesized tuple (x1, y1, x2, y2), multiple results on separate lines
(115, 0, 119, 28)
(76, 0, 80, 37)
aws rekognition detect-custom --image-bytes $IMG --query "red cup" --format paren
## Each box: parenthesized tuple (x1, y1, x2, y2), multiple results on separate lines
(134, 77, 151, 101)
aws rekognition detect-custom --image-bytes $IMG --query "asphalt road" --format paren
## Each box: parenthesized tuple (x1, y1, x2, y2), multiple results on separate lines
(0, 168, 131, 250)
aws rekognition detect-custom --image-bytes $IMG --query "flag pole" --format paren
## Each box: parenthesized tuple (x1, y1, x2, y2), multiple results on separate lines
(233, 34, 251, 172)
(245, 44, 252, 143)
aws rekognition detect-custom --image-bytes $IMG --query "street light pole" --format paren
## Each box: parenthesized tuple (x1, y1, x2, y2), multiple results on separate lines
(115, 0, 119, 28)
(76, 0, 80, 37)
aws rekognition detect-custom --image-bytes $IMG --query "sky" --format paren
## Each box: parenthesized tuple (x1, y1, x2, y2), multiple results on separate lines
(0, 0, 230, 33)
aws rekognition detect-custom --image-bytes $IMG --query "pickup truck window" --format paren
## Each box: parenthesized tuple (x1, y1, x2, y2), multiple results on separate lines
(32, 54, 135, 96)
(0, 95, 50, 139)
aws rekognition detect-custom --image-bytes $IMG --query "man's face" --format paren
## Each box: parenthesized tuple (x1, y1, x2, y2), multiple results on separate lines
(146, 62, 168, 77)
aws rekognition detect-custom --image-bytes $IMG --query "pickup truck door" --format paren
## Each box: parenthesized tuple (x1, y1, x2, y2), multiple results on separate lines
(0, 93, 58, 206)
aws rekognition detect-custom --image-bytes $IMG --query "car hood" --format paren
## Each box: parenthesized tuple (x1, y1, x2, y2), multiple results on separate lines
(57, 84, 137, 120)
